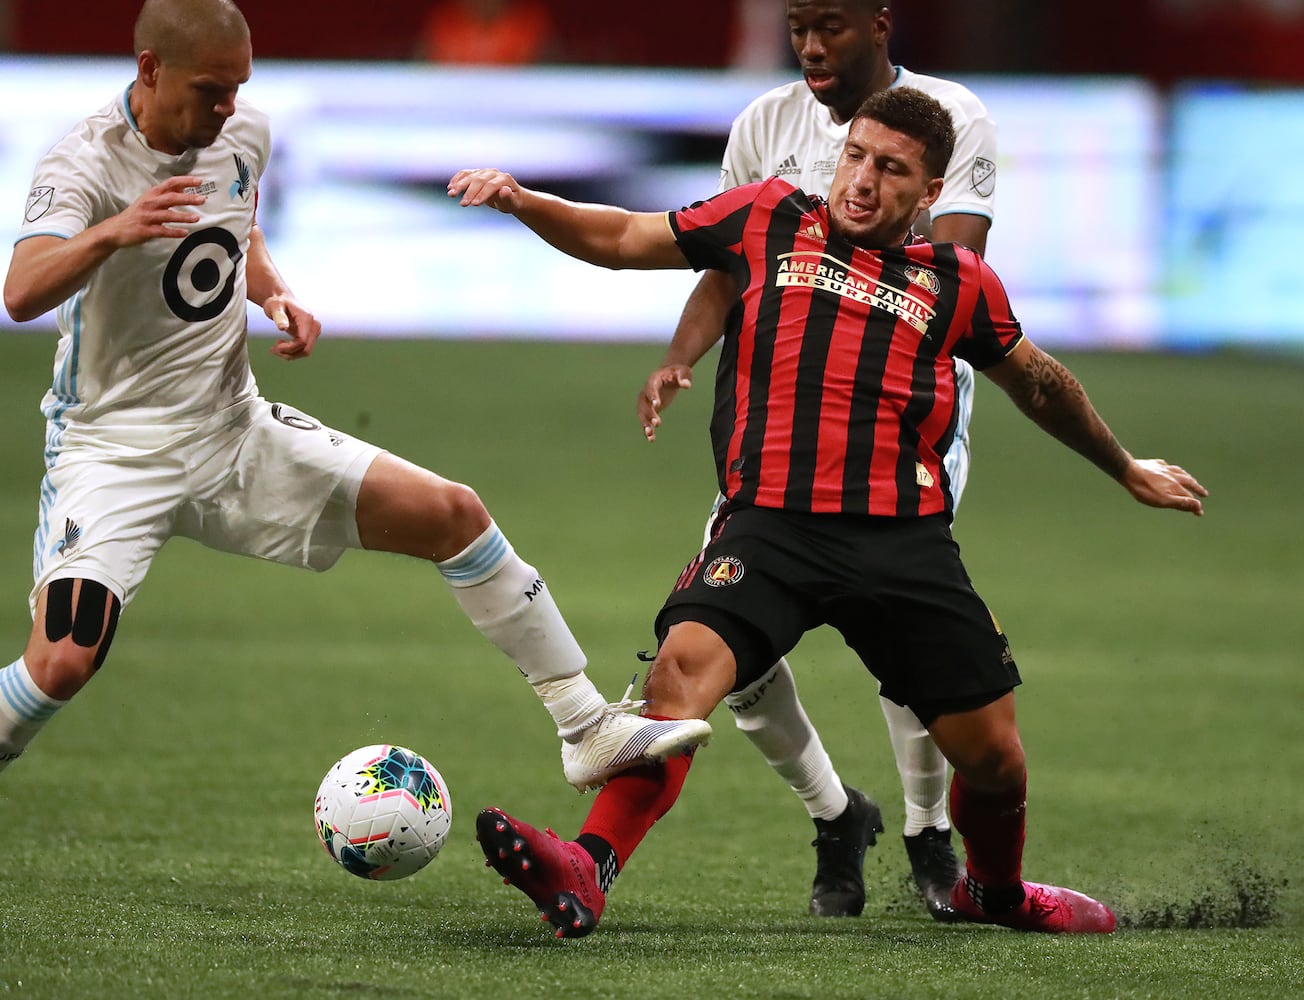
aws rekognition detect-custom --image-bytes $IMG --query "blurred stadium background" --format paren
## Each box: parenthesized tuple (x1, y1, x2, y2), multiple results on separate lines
(2, 0, 1304, 351)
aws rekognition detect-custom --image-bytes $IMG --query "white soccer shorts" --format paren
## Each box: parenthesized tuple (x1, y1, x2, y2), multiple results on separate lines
(30, 396, 381, 614)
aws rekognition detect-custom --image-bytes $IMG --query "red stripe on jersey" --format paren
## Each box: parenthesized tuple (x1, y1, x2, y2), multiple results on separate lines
(809, 252, 887, 513)
(750, 249, 818, 504)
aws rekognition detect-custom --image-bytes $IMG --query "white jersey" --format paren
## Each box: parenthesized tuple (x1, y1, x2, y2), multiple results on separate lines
(15, 85, 268, 443)
(719, 66, 996, 225)
(716, 66, 995, 509)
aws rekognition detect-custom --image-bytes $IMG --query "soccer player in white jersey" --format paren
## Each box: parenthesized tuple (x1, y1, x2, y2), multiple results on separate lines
(636, 0, 995, 921)
(0, 0, 709, 804)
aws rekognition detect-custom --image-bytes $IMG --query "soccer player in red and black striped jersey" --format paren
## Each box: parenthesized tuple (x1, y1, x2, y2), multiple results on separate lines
(449, 87, 1207, 937)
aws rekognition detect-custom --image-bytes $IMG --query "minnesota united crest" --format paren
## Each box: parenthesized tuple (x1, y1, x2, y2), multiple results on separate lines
(230, 154, 252, 200)
(54, 517, 81, 555)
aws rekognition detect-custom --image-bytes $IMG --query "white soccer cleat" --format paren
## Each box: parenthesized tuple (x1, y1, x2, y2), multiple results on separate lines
(561, 697, 711, 792)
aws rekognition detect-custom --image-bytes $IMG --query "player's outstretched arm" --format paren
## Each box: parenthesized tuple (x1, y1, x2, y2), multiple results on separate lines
(984, 338, 1208, 515)
(247, 222, 320, 360)
(447, 168, 688, 271)
(4, 175, 204, 322)
(638, 270, 737, 441)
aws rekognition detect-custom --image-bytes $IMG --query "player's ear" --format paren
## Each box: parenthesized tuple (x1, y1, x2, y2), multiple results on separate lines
(138, 50, 162, 88)
(918, 176, 944, 213)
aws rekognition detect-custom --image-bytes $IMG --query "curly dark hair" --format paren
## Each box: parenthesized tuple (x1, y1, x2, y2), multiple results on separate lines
(851, 87, 956, 179)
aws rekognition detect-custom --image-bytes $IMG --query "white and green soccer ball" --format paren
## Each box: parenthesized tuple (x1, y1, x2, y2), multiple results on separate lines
(314, 744, 452, 880)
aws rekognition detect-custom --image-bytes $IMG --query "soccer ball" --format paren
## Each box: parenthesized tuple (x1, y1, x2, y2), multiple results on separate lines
(314, 744, 452, 880)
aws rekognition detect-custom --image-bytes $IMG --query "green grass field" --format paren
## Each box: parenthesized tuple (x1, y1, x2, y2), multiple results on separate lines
(0, 334, 1300, 999)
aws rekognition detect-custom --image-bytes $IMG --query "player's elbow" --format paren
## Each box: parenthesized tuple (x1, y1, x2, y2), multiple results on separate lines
(3, 278, 43, 323)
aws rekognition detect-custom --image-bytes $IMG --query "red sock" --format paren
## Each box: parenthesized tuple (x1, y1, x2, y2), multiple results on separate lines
(949, 770, 1026, 888)
(579, 741, 694, 868)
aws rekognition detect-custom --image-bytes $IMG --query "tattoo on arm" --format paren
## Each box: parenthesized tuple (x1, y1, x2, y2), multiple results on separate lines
(1004, 348, 1131, 479)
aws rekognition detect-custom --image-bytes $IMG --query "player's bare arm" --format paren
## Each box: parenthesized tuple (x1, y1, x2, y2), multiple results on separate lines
(246, 221, 319, 360)
(985, 338, 1207, 515)
(929, 212, 991, 257)
(447, 168, 689, 271)
(638, 270, 740, 441)
(3, 175, 203, 322)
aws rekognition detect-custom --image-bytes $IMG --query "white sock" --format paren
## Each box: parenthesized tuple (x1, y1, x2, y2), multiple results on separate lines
(880, 695, 950, 835)
(0, 657, 66, 773)
(725, 658, 849, 821)
(437, 523, 603, 739)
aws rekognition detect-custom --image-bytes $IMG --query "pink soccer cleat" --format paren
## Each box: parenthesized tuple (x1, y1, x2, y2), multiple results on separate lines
(951, 878, 1117, 934)
(476, 806, 606, 938)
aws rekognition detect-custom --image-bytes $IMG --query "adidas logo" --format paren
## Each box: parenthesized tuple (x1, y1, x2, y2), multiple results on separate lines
(54, 517, 81, 555)
(774, 153, 801, 176)
(799, 221, 825, 240)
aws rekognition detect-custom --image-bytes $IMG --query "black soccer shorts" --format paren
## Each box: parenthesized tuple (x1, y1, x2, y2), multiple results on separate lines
(655, 504, 1020, 722)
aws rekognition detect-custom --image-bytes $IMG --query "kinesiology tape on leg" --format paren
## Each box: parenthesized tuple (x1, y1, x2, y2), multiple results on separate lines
(43, 579, 120, 670)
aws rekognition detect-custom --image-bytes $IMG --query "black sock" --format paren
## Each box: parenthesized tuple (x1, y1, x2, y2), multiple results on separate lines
(964, 874, 1026, 914)
(577, 833, 620, 893)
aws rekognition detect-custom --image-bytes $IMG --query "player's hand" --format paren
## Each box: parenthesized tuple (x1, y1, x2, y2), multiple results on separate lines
(264, 295, 321, 360)
(1121, 458, 1208, 516)
(447, 169, 525, 213)
(108, 175, 206, 247)
(638, 364, 693, 442)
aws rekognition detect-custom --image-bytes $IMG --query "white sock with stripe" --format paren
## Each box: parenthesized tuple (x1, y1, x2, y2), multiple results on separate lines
(881, 695, 950, 835)
(437, 523, 605, 739)
(0, 657, 67, 773)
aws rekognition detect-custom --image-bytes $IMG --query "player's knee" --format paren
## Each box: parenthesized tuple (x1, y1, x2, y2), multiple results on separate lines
(958, 736, 1025, 792)
(644, 623, 737, 718)
(25, 643, 100, 700)
(33, 579, 121, 699)
(434, 480, 488, 532)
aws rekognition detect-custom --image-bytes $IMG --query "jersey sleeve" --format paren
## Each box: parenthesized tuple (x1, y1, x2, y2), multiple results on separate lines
(932, 98, 997, 223)
(668, 180, 769, 272)
(953, 255, 1023, 369)
(718, 97, 770, 192)
(15, 142, 98, 243)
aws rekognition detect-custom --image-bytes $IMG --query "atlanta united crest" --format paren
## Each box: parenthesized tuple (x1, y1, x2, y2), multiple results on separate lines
(703, 556, 744, 587)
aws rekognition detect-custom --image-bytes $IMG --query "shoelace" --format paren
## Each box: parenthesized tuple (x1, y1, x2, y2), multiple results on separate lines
(607, 673, 647, 715)
(1026, 886, 1061, 917)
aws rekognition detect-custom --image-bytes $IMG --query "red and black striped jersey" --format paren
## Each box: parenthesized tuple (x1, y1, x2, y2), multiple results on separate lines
(668, 176, 1024, 519)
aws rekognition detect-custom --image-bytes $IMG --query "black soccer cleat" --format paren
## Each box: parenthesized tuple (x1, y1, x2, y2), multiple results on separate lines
(809, 785, 884, 917)
(903, 825, 964, 922)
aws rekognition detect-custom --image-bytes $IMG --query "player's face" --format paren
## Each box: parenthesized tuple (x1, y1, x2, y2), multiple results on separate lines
(787, 0, 891, 124)
(144, 40, 252, 153)
(827, 117, 942, 247)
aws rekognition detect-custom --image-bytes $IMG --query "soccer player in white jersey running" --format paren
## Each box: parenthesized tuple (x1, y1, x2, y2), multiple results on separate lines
(636, 0, 995, 921)
(0, 0, 708, 809)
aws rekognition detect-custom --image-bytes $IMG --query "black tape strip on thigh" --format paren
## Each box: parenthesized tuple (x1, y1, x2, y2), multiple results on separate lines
(44, 578, 75, 643)
(44, 579, 121, 667)
(92, 592, 121, 671)
(70, 580, 109, 647)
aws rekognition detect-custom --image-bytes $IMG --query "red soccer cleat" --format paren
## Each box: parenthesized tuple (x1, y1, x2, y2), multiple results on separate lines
(951, 878, 1117, 934)
(476, 806, 606, 938)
